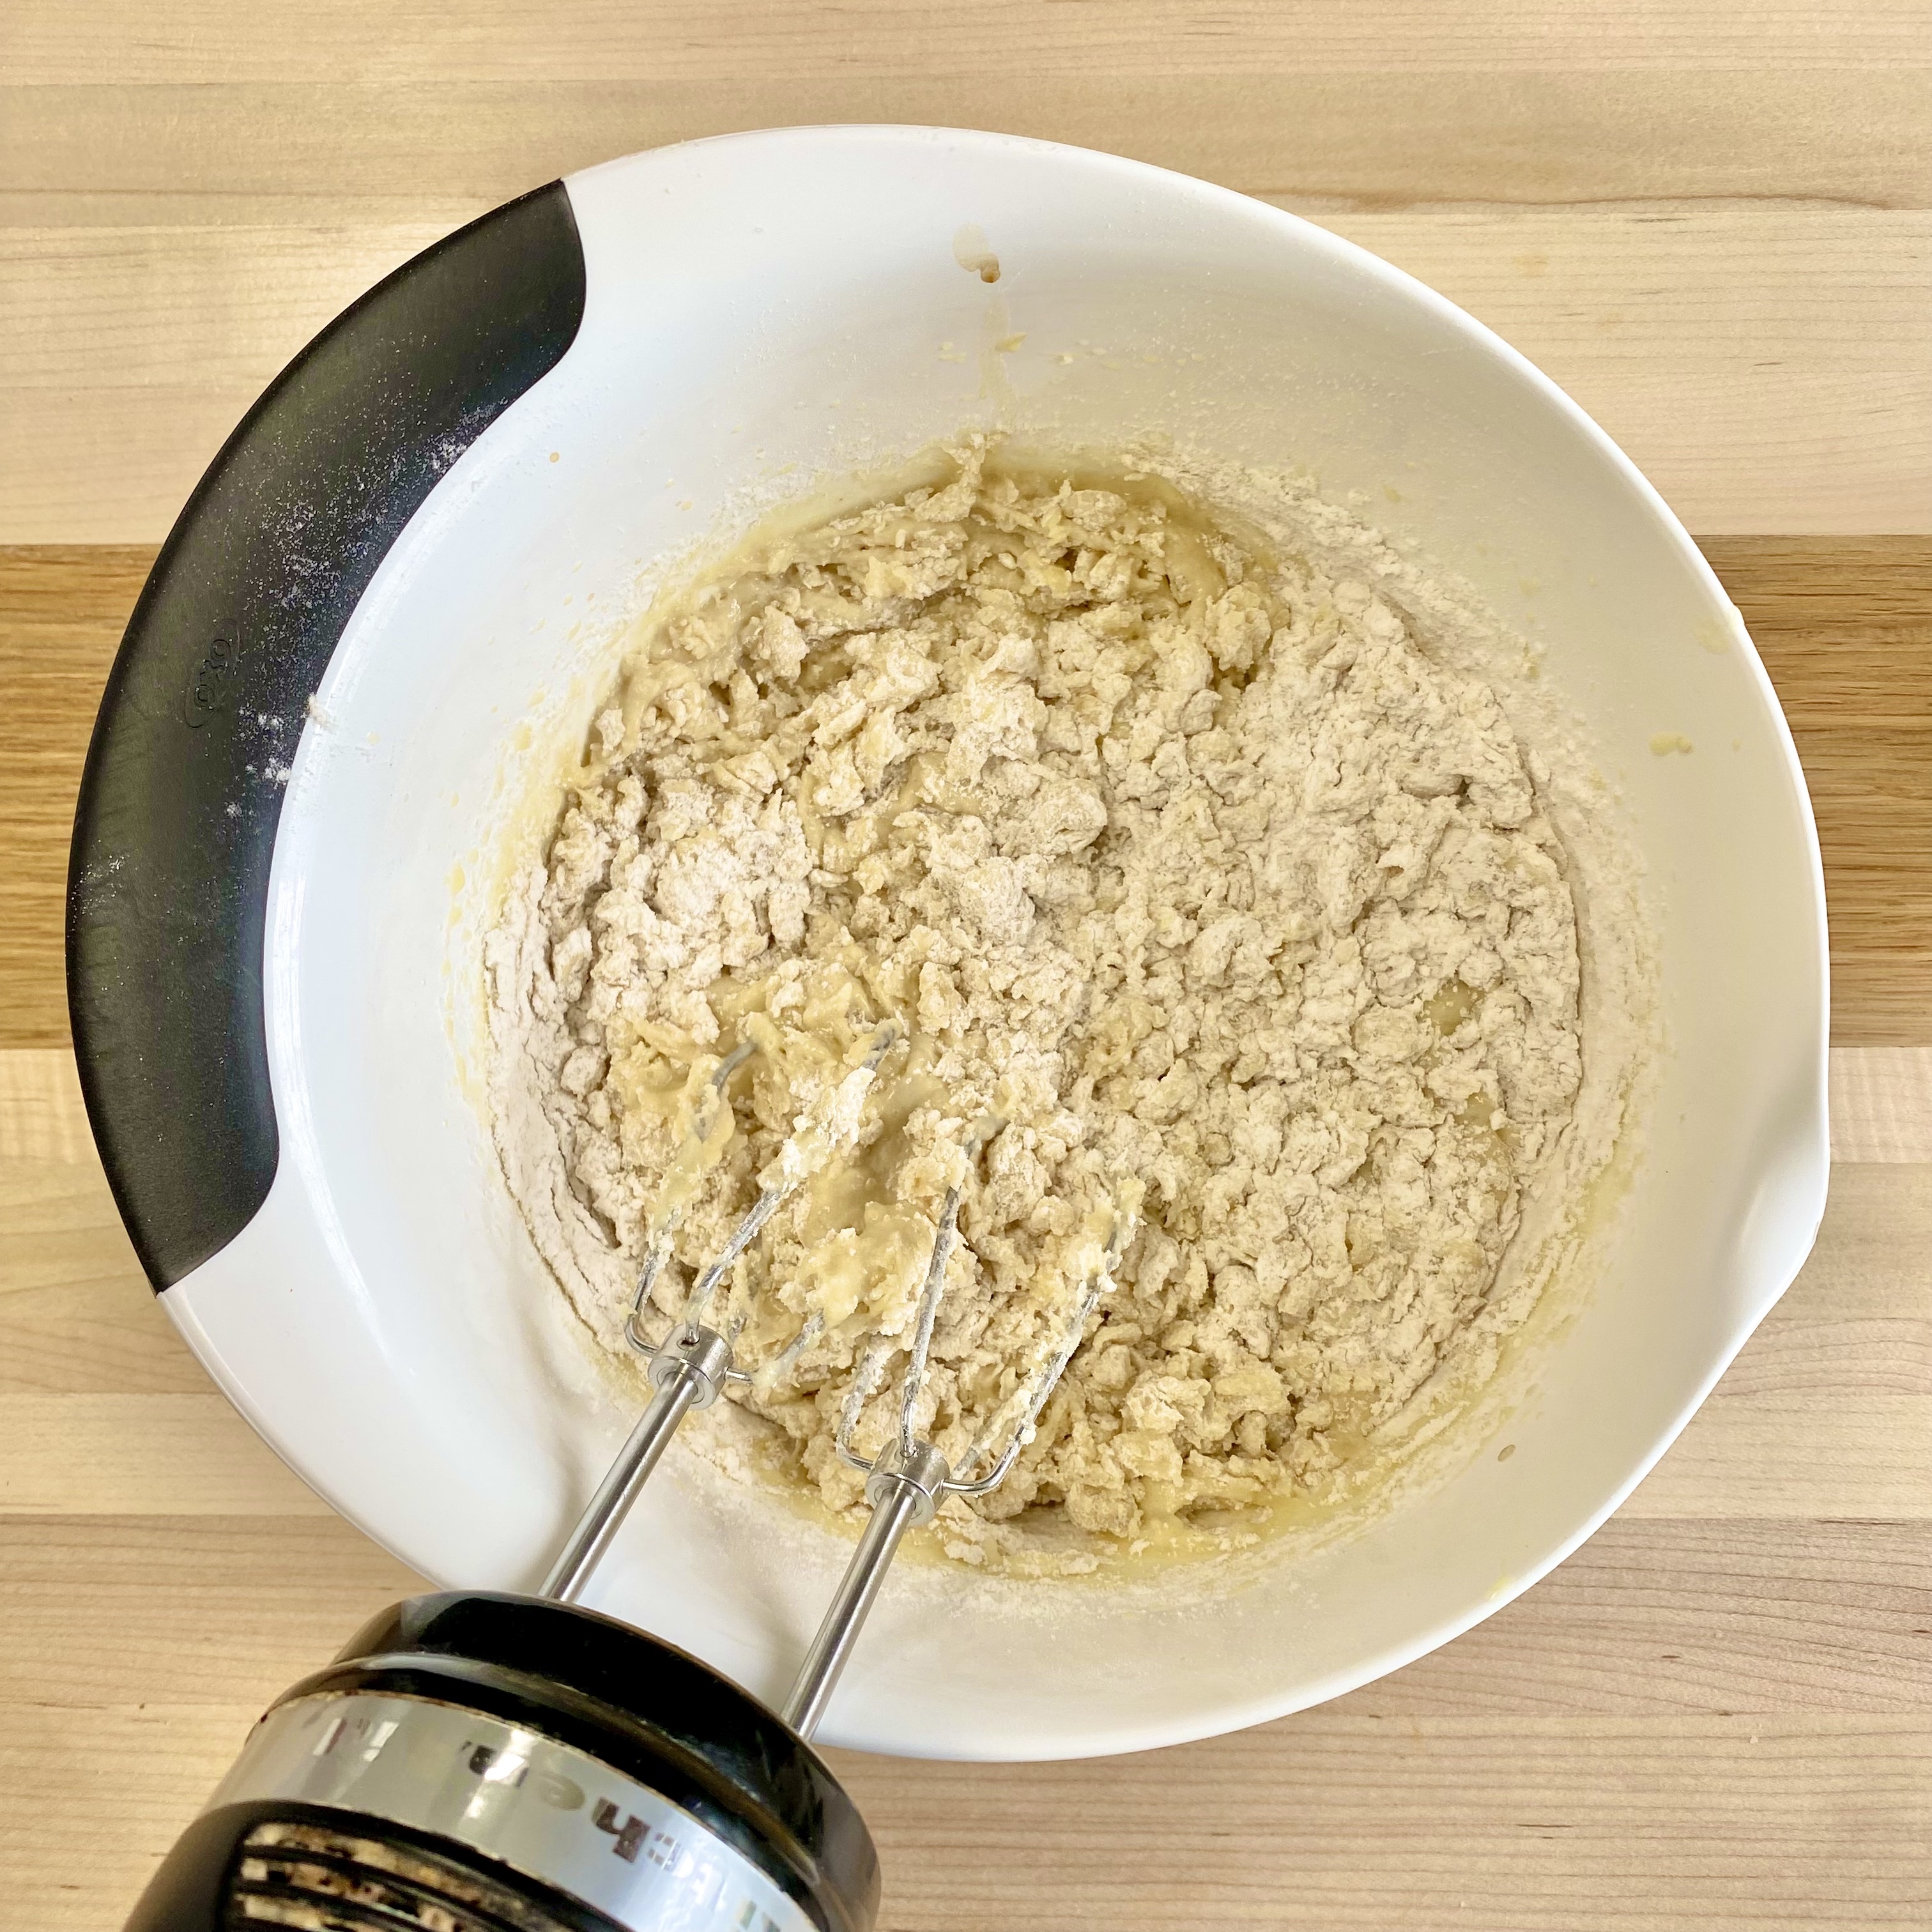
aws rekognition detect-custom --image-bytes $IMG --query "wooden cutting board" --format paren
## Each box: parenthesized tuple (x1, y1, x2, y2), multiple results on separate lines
(2, 5, 1928, 1926)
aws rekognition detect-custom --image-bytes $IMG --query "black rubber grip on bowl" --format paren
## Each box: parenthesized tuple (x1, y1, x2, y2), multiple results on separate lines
(67, 181, 586, 1292)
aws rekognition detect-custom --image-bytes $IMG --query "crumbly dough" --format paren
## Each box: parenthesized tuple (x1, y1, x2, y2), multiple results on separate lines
(487, 444, 1585, 1563)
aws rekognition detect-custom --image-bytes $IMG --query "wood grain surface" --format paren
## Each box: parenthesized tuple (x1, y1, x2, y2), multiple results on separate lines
(7, 540, 1928, 1052)
(3, 3, 1930, 1928)
(6, 4, 1931, 542)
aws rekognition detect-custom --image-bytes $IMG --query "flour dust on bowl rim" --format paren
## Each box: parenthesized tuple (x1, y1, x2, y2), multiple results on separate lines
(67, 126, 1829, 1762)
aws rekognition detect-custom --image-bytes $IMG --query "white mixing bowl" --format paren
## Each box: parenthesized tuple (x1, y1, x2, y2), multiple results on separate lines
(71, 127, 1828, 1759)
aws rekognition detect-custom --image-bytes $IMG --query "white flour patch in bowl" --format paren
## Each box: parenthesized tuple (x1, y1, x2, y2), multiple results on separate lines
(487, 441, 1636, 1574)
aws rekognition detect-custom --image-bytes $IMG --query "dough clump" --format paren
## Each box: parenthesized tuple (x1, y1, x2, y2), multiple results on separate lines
(489, 446, 1583, 1562)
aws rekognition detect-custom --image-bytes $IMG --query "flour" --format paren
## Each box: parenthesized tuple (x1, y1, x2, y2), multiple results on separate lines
(487, 441, 1609, 1570)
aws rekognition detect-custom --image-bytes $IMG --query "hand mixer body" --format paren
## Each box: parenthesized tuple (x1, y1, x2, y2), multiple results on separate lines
(122, 1591, 879, 1932)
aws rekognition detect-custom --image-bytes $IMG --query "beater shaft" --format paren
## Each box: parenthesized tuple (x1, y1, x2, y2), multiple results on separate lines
(539, 1322, 732, 1602)
(782, 1441, 948, 1738)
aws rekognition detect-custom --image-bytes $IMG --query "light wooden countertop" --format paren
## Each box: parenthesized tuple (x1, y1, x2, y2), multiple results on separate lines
(3, 5, 1929, 1926)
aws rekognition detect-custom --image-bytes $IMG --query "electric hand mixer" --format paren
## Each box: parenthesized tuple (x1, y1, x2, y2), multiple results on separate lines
(123, 1024, 1132, 1932)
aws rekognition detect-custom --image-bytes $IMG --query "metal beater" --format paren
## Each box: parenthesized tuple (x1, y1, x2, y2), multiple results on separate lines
(123, 1024, 1130, 1932)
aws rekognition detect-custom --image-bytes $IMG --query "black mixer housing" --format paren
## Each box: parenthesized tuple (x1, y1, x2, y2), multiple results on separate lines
(121, 1591, 880, 1932)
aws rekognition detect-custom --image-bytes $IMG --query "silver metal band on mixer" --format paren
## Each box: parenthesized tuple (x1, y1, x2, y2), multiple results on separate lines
(533, 1023, 1135, 1740)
